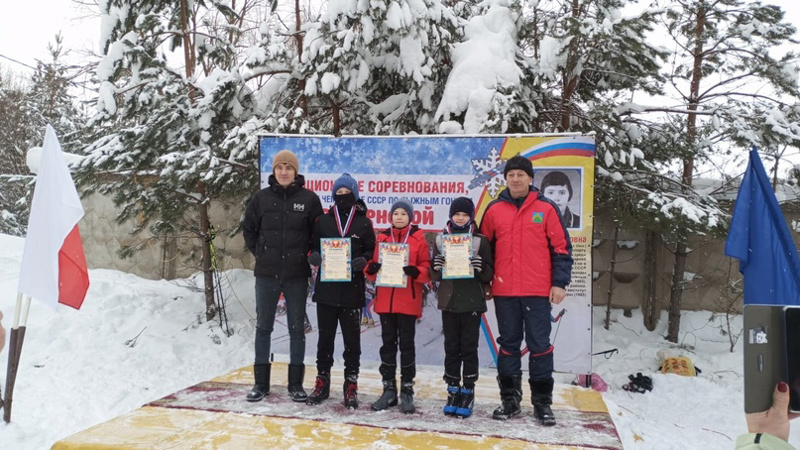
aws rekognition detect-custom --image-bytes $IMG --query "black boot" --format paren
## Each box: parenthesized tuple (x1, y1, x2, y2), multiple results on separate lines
(531, 378, 556, 426)
(371, 379, 398, 411)
(306, 372, 330, 405)
(443, 384, 460, 416)
(455, 386, 474, 418)
(399, 381, 415, 414)
(287, 363, 308, 402)
(246, 363, 271, 402)
(492, 375, 522, 420)
(343, 374, 358, 409)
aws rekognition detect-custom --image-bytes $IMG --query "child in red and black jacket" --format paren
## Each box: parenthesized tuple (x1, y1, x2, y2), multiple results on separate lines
(365, 198, 431, 414)
(430, 197, 493, 418)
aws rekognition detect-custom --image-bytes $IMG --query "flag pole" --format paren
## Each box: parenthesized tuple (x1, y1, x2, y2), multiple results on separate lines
(3, 292, 31, 423)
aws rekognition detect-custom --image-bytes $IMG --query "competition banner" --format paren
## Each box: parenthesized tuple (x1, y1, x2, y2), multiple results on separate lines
(259, 134, 594, 374)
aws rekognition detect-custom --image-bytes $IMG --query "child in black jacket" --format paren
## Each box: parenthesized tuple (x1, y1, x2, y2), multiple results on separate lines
(306, 173, 375, 409)
(430, 197, 494, 418)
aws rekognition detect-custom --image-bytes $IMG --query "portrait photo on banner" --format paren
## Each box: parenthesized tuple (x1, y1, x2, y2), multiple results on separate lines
(533, 168, 583, 230)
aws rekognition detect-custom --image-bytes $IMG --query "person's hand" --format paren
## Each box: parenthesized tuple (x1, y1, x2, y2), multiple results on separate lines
(352, 256, 367, 272)
(746, 381, 800, 442)
(549, 286, 566, 304)
(366, 262, 382, 275)
(403, 266, 421, 279)
(307, 252, 322, 266)
(432, 255, 445, 272)
(470, 256, 483, 273)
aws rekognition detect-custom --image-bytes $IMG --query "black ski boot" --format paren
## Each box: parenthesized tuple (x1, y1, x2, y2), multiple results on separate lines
(246, 363, 271, 402)
(531, 378, 556, 426)
(443, 384, 460, 416)
(306, 372, 330, 405)
(371, 379, 398, 411)
(492, 375, 522, 420)
(455, 386, 474, 418)
(399, 381, 415, 414)
(287, 363, 308, 402)
(343, 374, 359, 409)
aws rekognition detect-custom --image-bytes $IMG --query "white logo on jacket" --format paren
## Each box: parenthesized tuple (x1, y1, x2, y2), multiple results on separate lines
(293, 203, 305, 211)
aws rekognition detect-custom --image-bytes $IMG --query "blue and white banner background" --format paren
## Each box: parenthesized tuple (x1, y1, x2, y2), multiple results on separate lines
(260, 135, 508, 230)
(260, 134, 594, 375)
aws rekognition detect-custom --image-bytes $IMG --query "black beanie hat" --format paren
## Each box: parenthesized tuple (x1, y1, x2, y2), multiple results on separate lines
(449, 197, 475, 222)
(504, 155, 534, 179)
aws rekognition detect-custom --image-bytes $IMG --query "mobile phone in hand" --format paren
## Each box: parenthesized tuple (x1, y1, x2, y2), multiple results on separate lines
(744, 305, 785, 413)
(784, 306, 800, 412)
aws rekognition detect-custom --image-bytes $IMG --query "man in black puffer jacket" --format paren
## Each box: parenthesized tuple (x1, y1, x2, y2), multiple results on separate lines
(242, 149, 323, 403)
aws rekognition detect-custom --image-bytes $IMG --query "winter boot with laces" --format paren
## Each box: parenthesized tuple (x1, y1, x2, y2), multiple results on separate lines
(371, 379, 398, 411)
(343, 374, 359, 409)
(492, 375, 522, 420)
(399, 381, 416, 414)
(246, 363, 271, 402)
(306, 373, 330, 405)
(531, 378, 556, 426)
(455, 386, 475, 418)
(443, 384, 460, 416)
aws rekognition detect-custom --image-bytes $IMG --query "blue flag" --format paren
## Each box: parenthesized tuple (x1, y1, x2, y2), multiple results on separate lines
(725, 148, 800, 305)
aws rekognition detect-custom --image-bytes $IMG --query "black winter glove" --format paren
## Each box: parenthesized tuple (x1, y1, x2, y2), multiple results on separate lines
(470, 256, 483, 273)
(352, 256, 367, 272)
(308, 251, 322, 266)
(432, 255, 446, 272)
(403, 265, 421, 279)
(366, 262, 382, 275)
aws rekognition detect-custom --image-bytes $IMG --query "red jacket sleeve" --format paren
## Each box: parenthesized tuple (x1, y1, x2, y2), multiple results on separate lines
(413, 235, 432, 284)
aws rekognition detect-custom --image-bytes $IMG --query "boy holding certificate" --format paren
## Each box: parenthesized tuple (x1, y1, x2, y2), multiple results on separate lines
(306, 173, 375, 409)
(430, 197, 493, 418)
(365, 198, 431, 414)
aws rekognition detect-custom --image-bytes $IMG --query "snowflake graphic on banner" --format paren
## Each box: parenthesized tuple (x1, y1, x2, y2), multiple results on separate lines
(469, 147, 506, 197)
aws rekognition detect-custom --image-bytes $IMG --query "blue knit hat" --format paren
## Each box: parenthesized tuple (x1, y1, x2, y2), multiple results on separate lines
(332, 173, 359, 200)
(390, 198, 414, 218)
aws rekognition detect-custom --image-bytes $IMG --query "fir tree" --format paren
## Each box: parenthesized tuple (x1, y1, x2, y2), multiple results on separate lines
(300, 0, 461, 134)
(649, 0, 800, 342)
(80, 0, 260, 321)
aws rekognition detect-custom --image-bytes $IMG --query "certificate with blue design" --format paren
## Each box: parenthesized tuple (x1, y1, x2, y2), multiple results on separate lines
(442, 233, 474, 279)
(321, 238, 351, 282)
(377, 242, 409, 287)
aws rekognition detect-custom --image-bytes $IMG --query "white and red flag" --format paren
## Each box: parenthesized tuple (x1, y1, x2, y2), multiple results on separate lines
(17, 125, 89, 309)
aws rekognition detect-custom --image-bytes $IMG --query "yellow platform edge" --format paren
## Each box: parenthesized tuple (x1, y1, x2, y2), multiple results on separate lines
(53, 364, 614, 450)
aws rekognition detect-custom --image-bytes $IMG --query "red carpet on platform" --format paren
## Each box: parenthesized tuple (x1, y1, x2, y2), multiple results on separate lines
(53, 363, 622, 449)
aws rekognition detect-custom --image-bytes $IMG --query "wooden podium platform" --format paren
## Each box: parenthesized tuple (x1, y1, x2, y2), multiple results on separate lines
(53, 363, 622, 449)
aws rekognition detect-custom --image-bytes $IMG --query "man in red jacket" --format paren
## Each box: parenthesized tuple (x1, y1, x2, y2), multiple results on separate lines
(479, 155, 573, 425)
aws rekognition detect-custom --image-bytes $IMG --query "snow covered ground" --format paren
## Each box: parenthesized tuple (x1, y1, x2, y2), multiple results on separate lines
(0, 232, 797, 449)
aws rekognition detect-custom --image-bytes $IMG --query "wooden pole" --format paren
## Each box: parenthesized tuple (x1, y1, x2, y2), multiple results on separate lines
(3, 293, 31, 423)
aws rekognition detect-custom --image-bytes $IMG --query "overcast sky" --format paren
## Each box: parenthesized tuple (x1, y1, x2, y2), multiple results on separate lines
(0, 1, 100, 72)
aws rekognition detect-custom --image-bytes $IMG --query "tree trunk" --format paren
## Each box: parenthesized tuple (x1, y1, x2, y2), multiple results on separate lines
(642, 230, 659, 331)
(666, 236, 688, 342)
(295, 0, 307, 116)
(559, 0, 581, 131)
(667, 2, 705, 343)
(330, 98, 341, 136)
(604, 224, 620, 330)
(198, 183, 216, 321)
(180, 0, 215, 321)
